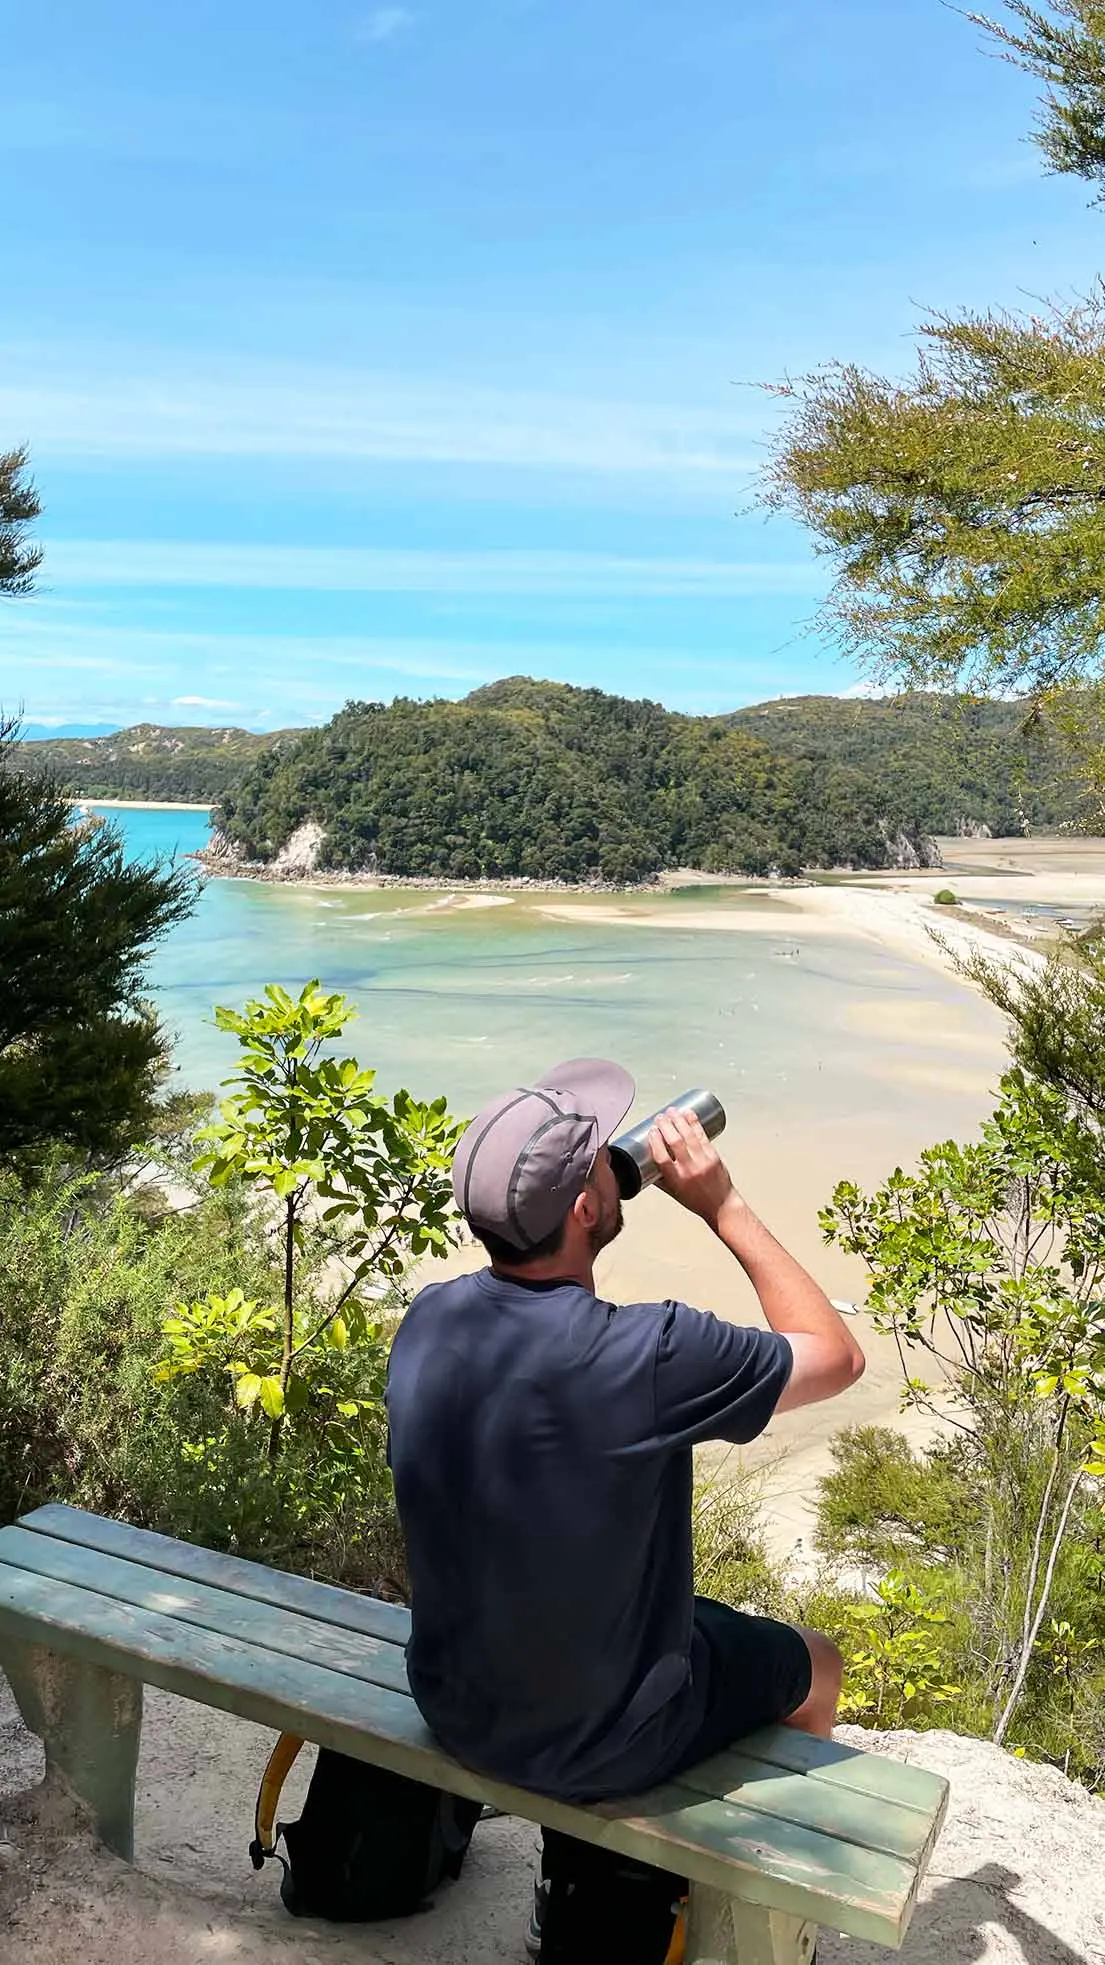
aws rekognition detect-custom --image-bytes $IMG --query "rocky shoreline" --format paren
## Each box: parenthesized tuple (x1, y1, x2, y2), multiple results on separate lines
(192, 818, 942, 897)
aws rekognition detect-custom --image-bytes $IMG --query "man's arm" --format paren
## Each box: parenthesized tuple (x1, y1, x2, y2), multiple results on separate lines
(646, 1106, 865, 1412)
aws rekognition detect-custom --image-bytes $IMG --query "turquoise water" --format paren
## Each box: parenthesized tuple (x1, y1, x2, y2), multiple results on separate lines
(92, 805, 1003, 1138)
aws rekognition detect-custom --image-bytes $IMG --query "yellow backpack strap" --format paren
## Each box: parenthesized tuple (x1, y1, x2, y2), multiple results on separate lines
(249, 1733, 306, 1869)
(664, 1895, 688, 1965)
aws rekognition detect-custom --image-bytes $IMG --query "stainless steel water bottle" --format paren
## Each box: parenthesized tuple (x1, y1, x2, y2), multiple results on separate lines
(609, 1088, 727, 1200)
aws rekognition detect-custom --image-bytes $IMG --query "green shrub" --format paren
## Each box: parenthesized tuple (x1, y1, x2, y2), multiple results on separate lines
(0, 1156, 402, 1587)
(815, 1426, 979, 1568)
(692, 1459, 781, 1612)
(933, 888, 958, 905)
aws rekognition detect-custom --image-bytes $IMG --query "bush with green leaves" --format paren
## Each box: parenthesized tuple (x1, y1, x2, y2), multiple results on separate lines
(691, 1459, 782, 1614)
(838, 1570, 961, 1728)
(815, 1425, 978, 1570)
(0, 980, 464, 1592)
(819, 1069, 1105, 1771)
(0, 1150, 411, 1586)
(179, 981, 462, 1460)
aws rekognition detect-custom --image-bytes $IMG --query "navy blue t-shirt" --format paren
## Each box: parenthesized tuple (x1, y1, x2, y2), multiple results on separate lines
(386, 1269, 792, 1801)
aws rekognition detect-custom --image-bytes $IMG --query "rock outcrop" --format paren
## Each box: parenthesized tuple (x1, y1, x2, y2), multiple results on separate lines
(270, 819, 326, 878)
(879, 824, 944, 871)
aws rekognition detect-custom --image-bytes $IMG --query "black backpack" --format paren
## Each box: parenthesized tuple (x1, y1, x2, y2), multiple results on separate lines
(539, 1828, 686, 1965)
(250, 1734, 484, 1922)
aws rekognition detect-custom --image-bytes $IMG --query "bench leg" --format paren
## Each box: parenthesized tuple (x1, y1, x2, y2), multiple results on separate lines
(686, 1885, 818, 1965)
(0, 1639, 142, 1860)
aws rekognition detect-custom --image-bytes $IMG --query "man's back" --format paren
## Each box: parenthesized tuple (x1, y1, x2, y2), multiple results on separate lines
(386, 1266, 790, 1800)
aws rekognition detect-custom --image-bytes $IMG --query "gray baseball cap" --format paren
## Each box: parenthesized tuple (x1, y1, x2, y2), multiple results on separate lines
(453, 1058, 636, 1252)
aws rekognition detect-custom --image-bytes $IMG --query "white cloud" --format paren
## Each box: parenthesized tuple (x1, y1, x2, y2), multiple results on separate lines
(172, 694, 243, 710)
(43, 539, 821, 601)
(1, 613, 503, 686)
(0, 344, 759, 479)
(357, 6, 415, 43)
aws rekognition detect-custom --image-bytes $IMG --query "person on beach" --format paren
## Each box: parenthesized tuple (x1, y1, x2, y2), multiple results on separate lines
(386, 1059, 866, 1960)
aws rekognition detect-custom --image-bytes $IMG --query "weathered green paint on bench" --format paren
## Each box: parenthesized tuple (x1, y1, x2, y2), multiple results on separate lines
(676, 1747, 939, 1865)
(19, 1504, 410, 1644)
(0, 1526, 411, 1697)
(735, 1724, 949, 1816)
(0, 1560, 921, 1940)
(0, 1509, 948, 1962)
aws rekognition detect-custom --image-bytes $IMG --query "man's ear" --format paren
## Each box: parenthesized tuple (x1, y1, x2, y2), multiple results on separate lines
(573, 1183, 599, 1232)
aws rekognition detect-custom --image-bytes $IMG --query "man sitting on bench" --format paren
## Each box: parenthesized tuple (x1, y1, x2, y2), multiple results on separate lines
(386, 1059, 866, 1959)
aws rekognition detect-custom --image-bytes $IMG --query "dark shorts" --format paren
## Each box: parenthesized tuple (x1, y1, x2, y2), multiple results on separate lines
(540, 1600, 814, 1918)
(669, 1594, 813, 1775)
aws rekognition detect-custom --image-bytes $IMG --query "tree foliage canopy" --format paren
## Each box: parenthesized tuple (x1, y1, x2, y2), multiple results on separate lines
(212, 679, 1077, 881)
(0, 446, 41, 597)
(765, 5, 1105, 707)
(765, 293, 1105, 695)
(971, 1, 1105, 191)
(0, 724, 196, 1158)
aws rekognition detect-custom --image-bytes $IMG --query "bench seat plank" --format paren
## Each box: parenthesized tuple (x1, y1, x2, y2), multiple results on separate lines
(676, 1750, 941, 1866)
(0, 1528, 410, 1696)
(0, 1558, 923, 1946)
(735, 1726, 949, 1817)
(4, 1523, 941, 1872)
(17, 1504, 409, 1646)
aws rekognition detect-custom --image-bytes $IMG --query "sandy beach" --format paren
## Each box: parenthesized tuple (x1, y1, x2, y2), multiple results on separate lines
(82, 799, 213, 812)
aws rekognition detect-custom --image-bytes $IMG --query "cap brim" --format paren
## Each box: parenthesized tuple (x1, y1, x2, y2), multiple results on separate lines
(535, 1058, 636, 1153)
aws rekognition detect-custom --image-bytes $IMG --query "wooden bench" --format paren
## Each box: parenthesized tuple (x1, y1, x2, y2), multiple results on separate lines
(0, 1504, 947, 1965)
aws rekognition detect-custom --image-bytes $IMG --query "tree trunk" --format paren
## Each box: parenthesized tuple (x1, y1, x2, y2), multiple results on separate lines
(268, 1192, 297, 1461)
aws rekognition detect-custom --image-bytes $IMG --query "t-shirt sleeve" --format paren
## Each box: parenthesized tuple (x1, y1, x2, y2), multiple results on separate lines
(651, 1301, 792, 1446)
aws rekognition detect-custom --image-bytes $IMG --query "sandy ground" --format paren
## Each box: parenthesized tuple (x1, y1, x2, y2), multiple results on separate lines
(1, 1702, 1101, 1965)
(77, 799, 213, 812)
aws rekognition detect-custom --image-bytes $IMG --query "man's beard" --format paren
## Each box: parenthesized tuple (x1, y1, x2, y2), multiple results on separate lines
(589, 1194, 624, 1256)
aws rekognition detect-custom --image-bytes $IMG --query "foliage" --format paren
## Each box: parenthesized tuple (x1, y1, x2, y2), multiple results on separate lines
(971, 2, 1105, 191)
(730, 692, 1079, 835)
(210, 680, 1085, 885)
(960, 930, 1105, 1121)
(764, 291, 1105, 697)
(0, 723, 196, 1159)
(13, 721, 293, 804)
(934, 889, 958, 906)
(691, 1459, 782, 1612)
(815, 1425, 979, 1568)
(0, 445, 41, 595)
(0, 1149, 408, 1587)
(822, 1068, 1105, 1745)
(838, 1571, 961, 1727)
(20, 688, 1089, 870)
(760, 0, 1105, 807)
(185, 980, 462, 1461)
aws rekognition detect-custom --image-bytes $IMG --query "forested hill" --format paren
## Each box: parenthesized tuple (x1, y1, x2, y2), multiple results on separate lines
(13, 722, 295, 802)
(207, 679, 1078, 884)
(729, 694, 1078, 837)
(17, 683, 1080, 881)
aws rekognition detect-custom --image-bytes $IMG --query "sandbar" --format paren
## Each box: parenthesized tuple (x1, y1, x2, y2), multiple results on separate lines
(80, 799, 213, 813)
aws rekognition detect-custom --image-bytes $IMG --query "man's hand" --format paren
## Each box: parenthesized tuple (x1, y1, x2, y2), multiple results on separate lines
(647, 1106, 738, 1227)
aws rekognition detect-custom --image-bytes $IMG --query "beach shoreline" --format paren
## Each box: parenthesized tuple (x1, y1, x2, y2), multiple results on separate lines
(82, 798, 213, 813)
(186, 843, 1088, 991)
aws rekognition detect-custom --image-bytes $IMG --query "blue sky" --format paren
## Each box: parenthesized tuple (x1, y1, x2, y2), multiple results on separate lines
(2, 0, 1101, 732)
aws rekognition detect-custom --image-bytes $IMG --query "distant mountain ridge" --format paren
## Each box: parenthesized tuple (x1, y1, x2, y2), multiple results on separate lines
(17, 721, 122, 742)
(15, 682, 1083, 879)
(14, 721, 301, 803)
